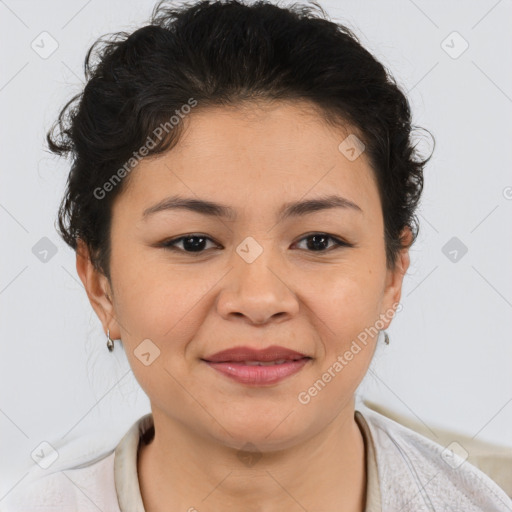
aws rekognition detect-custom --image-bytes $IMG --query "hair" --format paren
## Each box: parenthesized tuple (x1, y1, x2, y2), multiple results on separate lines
(48, 0, 434, 282)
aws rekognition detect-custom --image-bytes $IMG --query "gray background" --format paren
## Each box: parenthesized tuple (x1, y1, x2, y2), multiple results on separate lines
(1, 0, 511, 498)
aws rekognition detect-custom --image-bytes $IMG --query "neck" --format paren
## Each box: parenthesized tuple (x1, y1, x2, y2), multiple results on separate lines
(137, 397, 366, 512)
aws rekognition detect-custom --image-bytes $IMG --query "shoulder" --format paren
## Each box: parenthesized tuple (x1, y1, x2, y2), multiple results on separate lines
(1, 450, 120, 512)
(356, 403, 512, 512)
(2, 414, 153, 512)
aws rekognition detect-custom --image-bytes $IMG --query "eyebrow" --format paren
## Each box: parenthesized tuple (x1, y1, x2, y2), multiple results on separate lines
(142, 193, 362, 222)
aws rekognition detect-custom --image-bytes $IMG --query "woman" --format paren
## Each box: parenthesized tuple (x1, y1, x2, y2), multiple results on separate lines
(4, 0, 511, 510)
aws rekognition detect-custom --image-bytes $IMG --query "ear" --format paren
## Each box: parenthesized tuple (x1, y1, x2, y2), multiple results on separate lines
(75, 239, 121, 340)
(380, 226, 412, 327)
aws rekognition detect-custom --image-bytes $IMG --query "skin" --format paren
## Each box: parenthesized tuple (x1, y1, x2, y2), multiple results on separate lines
(77, 100, 411, 512)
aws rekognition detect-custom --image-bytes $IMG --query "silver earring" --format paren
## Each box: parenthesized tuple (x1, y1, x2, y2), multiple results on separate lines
(383, 331, 390, 345)
(106, 328, 115, 352)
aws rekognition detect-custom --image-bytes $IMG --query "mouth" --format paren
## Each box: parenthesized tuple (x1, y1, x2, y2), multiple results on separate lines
(201, 357, 313, 386)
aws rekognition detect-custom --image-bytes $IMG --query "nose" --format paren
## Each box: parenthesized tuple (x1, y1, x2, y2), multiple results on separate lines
(215, 244, 300, 326)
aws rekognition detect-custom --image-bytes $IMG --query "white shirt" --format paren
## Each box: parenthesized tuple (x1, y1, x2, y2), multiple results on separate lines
(2, 402, 511, 511)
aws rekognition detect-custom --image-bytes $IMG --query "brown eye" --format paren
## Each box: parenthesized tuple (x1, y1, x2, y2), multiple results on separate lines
(161, 234, 218, 253)
(294, 233, 351, 252)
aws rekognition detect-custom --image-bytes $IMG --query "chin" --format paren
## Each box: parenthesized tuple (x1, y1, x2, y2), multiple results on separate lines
(209, 412, 309, 452)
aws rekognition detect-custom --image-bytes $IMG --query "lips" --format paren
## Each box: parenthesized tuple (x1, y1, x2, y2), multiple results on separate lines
(201, 345, 313, 385)
(202, 345, 311, 363)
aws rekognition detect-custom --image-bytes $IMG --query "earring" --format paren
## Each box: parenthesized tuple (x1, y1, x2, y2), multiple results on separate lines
(106, 328, 115, 352)
(383, 331, 390, 345)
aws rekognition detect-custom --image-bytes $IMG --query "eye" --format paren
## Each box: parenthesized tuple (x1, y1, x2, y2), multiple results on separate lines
(160, 234, 219, 254)
(293, 233, 352, 252)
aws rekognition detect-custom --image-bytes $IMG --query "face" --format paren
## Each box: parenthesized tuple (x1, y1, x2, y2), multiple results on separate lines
(78, 101, 410, 451)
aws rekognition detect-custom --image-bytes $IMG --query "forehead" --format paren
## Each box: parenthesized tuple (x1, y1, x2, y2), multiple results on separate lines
(170, 100, 361, 163)
(116, 101, 380, 220)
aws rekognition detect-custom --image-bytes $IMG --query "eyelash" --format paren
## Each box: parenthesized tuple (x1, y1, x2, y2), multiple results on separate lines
(159, 232, 352, 255)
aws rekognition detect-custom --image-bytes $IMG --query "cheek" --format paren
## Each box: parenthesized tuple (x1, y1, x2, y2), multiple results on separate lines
(111, 249, 217, 351)
(297, 262, 384, 396)
(302, 262, 384, 335)
(111, 264, 207, 406)
(303, 275, 381, 398)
